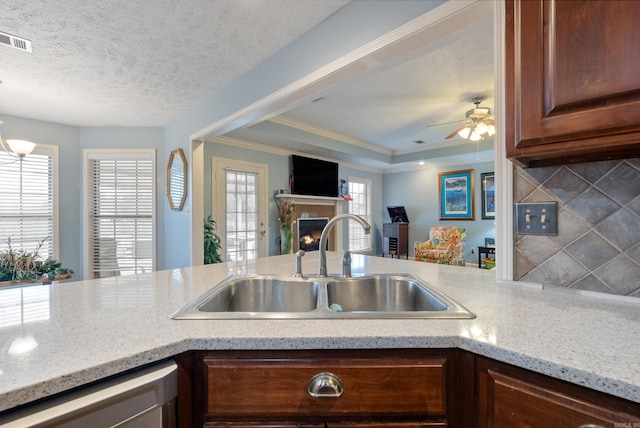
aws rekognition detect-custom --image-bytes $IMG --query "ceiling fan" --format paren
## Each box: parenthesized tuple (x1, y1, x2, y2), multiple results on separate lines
(444, 96, 495, 141)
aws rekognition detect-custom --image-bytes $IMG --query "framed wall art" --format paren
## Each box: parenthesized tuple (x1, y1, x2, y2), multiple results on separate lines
(439, 169, 474, 220)
(481, 172, 495, 220)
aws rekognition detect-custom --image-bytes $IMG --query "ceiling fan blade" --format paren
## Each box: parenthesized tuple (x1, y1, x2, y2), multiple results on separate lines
(422, 118, 465, 129)
(445, 124, 468, 139)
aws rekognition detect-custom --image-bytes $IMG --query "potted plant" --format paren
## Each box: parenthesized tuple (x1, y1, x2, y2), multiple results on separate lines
(0, 237, 74, 286)
(204, 216, 223, 264)
(278, 201, 295, 254)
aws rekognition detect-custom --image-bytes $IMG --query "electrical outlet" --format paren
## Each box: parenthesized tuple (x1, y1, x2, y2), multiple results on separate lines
(515, 202, 558, 235)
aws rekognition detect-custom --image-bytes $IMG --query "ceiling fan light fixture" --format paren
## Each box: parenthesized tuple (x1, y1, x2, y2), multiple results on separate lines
(475, 122, 488, 135)
(457, 127, 471, 139)
(443, 96, 496, 141)
(469, 131, 482, 141)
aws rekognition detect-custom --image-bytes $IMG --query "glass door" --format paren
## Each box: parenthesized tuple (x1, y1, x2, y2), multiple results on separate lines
(213, 158, 268, 261)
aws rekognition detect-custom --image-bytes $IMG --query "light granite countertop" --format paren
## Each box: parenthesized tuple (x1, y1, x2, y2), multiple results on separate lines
(0, 252, 639, 412)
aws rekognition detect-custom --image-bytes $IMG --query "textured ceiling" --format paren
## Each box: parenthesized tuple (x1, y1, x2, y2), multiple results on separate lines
(0, 0, 348, 127)
(223, 4, 495, 169)
(278, 14, 494, 152)
(1, 0, 495, 170)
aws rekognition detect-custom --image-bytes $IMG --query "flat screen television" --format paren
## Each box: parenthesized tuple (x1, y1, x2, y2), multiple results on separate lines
(291, 155, 339, 198)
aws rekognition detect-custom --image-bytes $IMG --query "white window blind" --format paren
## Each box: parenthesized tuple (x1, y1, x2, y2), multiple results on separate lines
(348, 177, 372, 253)
(0, 151, 54, 259)
(86, 151, 154, 279)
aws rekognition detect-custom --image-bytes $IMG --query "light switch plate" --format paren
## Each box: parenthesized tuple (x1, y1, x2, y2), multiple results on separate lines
(515, 202, 558, 235)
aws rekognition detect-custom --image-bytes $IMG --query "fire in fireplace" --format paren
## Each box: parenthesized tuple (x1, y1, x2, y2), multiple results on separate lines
(297, 217, 329, 251)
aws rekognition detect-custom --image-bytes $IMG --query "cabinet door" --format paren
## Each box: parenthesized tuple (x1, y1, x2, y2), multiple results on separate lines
(477, 357, 640, 427)
(505, 0, 640, 167)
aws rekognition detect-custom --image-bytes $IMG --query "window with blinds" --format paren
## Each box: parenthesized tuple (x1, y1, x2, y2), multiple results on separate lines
(85, 150, 155, 279)
(0, 150, 54, 259)
(348, 177, 372, 253)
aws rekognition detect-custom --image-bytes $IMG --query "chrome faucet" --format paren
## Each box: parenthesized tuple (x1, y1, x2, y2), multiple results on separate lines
(318, 214, 371, 277)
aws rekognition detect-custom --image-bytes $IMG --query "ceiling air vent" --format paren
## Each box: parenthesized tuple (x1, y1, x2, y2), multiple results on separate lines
(0, 31, 32, 53)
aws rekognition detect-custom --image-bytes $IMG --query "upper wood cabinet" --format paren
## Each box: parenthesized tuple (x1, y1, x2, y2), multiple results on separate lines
(505, 0, 640, 167)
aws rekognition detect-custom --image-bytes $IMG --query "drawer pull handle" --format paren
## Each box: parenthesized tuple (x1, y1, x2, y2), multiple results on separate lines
(307, 372, 344, 398)
(578, 425, 605, 428)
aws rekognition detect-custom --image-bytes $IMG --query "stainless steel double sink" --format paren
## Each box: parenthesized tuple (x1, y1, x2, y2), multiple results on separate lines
(170, 273, 475, 320)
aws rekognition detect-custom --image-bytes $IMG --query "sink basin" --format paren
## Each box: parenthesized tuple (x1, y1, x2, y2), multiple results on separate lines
(171, 275, 319, 319)
(170, 274, 474, 320)
(326, 275, 448, 312)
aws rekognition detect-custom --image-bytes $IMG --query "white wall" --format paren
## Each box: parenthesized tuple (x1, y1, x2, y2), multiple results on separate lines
(163, 0, 443, 268)
(1, 114, 164, 279)
(383, 161, 495, 265)
(3, 1, 450, 271)
(202, 142, 386, 256)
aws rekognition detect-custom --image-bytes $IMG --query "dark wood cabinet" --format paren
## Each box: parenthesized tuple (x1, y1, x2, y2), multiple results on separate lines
(176, 349, 640, 427)
(476, 355, 640, 427)
(382, 223, 409, 259)
(177, 349, 461, 428)
(505, 0, 640, 168)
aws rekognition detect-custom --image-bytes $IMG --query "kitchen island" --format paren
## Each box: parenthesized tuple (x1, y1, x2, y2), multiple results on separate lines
(0, 252, 639, 414)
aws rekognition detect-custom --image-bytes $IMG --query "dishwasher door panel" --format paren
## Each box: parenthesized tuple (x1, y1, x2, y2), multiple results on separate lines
(0, 359, 177, 428)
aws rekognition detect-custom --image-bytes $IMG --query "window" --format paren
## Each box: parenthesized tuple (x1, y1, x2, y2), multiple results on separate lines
(348, 177, 372, 252)
(224, 170, 260, 262)
(84, 150, 155, 279)
(0, 146, 58, 260)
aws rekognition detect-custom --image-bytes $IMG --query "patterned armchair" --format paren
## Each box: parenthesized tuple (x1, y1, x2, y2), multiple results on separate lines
(414, 226, 466, 266)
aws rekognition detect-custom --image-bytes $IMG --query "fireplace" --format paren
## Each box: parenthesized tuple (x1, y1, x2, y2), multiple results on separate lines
(297, 218, 329, 251)
(276, 194, 340, 252)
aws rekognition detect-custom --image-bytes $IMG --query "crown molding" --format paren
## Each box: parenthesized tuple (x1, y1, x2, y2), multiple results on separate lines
(269, 115, 393, 156)
(212, 135, 386, 174)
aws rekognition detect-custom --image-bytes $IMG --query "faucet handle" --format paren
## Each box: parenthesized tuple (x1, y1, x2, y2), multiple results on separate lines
(341, 250, 352, 278)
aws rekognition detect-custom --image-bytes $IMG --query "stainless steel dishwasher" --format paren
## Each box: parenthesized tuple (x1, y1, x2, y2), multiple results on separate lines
(0, 359, 177, 427)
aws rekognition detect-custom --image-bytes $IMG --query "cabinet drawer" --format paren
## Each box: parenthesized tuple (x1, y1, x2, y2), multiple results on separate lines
(202, 356, 447, 420)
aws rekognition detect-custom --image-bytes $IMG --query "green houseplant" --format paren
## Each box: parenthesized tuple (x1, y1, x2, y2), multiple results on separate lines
(0, 237, 74, 285)
(278, 200, 295, 254)
(204, 216, 223, 264)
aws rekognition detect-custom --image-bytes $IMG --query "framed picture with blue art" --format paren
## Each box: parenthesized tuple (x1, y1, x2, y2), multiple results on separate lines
(481, 172, 495, 220)
(438, 169, 475, 220)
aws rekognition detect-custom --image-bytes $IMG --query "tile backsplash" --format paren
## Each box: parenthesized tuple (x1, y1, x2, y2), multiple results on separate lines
(514, 158, 640, 297)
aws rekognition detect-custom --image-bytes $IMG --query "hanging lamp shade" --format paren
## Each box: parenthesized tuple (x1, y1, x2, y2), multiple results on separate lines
(7, 139, 36, 157)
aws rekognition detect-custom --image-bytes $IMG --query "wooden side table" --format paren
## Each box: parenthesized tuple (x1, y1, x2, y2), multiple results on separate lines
(478, 246, 496, 268)
(383, 223, 409, 259)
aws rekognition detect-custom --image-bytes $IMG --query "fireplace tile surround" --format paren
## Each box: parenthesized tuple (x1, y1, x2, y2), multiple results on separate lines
(276, 194, 346, 253)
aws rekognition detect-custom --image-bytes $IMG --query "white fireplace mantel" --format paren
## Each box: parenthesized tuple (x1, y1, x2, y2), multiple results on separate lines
(275, 193, 347, 205)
